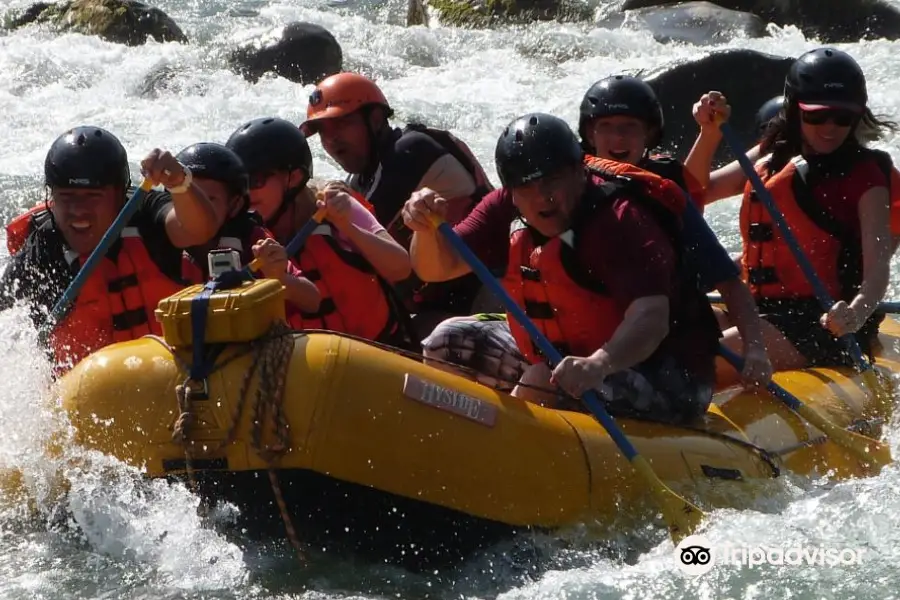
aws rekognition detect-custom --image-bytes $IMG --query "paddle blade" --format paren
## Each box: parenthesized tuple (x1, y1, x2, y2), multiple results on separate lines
(792, 402, 893, 472)
(631, 455, 704, 543)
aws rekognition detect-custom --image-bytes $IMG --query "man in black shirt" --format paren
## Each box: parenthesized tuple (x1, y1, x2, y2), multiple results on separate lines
(301, 72, 495, 337)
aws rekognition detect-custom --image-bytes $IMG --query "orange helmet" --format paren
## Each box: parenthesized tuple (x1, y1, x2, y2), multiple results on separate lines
(302, 72, 392, 135)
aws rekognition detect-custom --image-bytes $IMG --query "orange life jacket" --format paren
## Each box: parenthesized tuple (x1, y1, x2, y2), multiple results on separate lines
(6, 206, 184, 371)
(6, 202, 47, 256)
(51, 226, 184, 373)
(503, 156, 688, 364)
(287, 221, 399, 342)
(739, 151, 888, 302)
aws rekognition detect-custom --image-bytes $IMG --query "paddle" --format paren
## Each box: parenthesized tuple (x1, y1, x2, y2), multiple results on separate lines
(707, 293, 900, 314)
(49, 178, 154, 324)
(246, 207, 327, 274)
(718, 121, 873, 371)
(718, 344, 891, 469)
(429, 216, 703, 544)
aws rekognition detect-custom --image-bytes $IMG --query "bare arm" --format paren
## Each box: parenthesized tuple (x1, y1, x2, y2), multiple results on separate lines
(342, 227, 412, 283)
(703, 145, 764, 204)
(140, 150, 219, 248)
(164, 183, 219, 249)
(282, 274, 322, 313)
(409, 229, 471, 282)
(683, 129, 724, 192)
(591, 295, 669, 372)
(850, 186, 891, 325)
(716, 277, 765, 352)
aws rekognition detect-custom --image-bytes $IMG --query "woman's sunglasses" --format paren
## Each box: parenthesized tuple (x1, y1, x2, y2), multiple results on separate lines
(800, 109, 858, 127)
(249, 171, 275, 189)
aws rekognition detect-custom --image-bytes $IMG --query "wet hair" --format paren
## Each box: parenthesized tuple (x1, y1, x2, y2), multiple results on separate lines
(760, 103, 898, 172)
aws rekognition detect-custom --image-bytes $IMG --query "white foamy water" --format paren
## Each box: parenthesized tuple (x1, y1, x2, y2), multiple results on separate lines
(3, 0, 900, 597)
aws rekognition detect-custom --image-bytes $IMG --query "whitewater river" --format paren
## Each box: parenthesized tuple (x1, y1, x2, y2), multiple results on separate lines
(2, 0, 900, 597)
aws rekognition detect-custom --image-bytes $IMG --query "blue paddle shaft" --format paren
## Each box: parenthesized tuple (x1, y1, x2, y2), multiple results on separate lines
(718, 344, 801, 411)
(285, 215, 323, 257)
(719, 122, 869, 370)
(436, 221, 639, 461)
(50, 184, 150, 324)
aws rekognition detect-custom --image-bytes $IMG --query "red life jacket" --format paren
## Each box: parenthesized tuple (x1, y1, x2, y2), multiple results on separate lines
(503, 156, 688, 364)
(51, 226, 184, 373)
(287, 221, 400, 342)
(739, 150, 890, 302)
(6, 202, 47, 256)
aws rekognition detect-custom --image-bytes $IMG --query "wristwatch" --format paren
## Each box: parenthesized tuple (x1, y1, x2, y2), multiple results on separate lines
(167, 167, 193, 194)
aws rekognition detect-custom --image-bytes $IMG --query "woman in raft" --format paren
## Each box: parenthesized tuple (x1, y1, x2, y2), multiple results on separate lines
(701, 47, 896, 374)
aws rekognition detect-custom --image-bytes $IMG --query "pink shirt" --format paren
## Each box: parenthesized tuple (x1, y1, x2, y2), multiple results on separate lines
(330, 196, 386, 251)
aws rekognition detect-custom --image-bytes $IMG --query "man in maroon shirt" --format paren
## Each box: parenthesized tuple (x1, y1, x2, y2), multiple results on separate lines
(402, 113, 722, 422)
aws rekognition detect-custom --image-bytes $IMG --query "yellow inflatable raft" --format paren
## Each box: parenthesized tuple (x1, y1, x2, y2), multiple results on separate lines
(53, 278, 898, 568)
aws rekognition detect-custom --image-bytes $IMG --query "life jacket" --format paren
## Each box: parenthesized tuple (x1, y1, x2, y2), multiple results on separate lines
(7, 202, 49, 256)
(739, 148, 892, 302)
(28, 218, 184, 373)
(503, 157, 690, 364)
(642, 155, 689, 191)
(641, 154, 706, 211)
(286, 220, 404, 343)
(181, 212, 272, 283)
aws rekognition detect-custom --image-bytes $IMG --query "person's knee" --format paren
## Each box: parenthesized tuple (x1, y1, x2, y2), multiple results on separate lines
(512, 362, 558, 406)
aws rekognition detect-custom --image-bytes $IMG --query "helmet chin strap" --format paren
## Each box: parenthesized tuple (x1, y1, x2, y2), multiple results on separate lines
(267, 184, 301, 230)
(361, 106, 387, 178)
(265, 168, 312, 230)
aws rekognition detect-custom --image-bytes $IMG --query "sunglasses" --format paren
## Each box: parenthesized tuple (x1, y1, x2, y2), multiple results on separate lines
(800, 109, 858, 127)
(249, 171, 275, 190)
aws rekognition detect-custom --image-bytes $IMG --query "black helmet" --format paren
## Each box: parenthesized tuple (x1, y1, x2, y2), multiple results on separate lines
(44, 126, 131, 190)
(225, 117, 313, 186)
(784, 47, 867, 111)
(755, 95, 785, 134)
(175, 143, 249, 198)
(578, 75, 664, 148)
(495, 113, 583, 188)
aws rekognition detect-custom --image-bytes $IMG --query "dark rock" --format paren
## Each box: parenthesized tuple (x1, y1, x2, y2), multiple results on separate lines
(5, 0, 188, 46)
(228, 22, 343, 86)
(425, 0, 593, 29)
(597, 1, 767, 45)
(620, 0, 900, 43)
(641, 49, 794, 165)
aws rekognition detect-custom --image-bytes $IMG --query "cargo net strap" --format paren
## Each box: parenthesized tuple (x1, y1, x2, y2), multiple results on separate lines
(162, 320, 306, 565)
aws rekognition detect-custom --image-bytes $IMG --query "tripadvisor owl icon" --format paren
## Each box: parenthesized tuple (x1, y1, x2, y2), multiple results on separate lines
(675, 534, 715, 576)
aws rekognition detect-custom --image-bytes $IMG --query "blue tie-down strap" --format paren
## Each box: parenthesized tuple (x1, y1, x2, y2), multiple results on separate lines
(189, 269, 254, 382)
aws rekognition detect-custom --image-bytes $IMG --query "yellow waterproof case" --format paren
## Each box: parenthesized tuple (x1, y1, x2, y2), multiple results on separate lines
(155, 278, 287, 347)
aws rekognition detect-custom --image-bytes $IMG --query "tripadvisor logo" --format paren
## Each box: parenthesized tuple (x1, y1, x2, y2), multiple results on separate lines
(674, 534, 865, 576)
